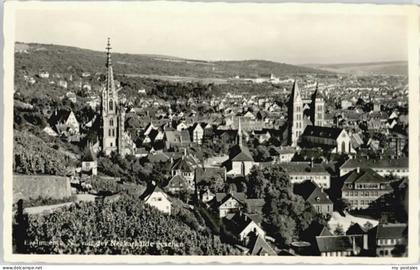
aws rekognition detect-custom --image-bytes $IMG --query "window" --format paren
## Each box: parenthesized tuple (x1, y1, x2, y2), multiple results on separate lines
(112, 129, 115, 137)
(108, 129, 111, 137)
(109, 100, 113, 110)
(109, 119, 114, 126)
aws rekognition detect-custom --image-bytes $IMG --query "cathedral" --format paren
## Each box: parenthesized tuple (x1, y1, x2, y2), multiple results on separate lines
(287, 81, 325, 146)
(100, 38, 135, 156)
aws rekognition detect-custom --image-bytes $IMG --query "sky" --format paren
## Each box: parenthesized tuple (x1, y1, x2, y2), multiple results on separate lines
(13, 2, 409, 65)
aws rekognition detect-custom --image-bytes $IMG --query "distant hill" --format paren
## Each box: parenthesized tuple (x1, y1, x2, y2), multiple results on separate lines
(14, 42, 331, 80)
(305, 61, 407, 76)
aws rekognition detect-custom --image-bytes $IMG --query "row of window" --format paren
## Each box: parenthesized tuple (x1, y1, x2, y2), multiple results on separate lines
(322, 251, 352, 257)
(377, 239, 401, 245)
(108, 128, 116, 137)
(290, 175, 328, 180)
(355, 184, 379, 189)
(349, 199, 372, 206)
(344, 191, 380, 197)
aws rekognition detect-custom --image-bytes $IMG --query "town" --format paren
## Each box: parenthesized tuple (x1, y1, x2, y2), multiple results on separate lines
(12, 39, 408, 257)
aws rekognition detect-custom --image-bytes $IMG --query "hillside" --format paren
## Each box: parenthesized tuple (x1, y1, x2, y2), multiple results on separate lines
(305, 61, 407, 76)
(15, 42, 330, 80)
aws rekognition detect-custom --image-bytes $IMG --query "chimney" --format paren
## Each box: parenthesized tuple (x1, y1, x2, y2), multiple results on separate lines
(356, 167, 360, 173)
(183, 148, 187, 156)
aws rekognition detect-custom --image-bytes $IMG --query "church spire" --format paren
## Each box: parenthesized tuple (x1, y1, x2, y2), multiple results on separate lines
(290, 80, 301, 101)
(237, 117, 243, 146)
(106, 37, 112, 67)
(103, 37, 117, 110)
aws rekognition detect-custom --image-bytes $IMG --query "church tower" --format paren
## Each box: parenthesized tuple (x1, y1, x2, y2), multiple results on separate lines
(311, 83, 325, 127)
(288, 80, 303, 146)
(101, 38, 120, 156)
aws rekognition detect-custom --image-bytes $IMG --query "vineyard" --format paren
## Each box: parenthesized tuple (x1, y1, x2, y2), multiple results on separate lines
(15, 194, 241, 255)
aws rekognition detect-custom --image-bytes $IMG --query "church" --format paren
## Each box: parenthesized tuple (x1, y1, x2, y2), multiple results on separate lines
(287, 81, 325, 146)
(100, 38, 135, 156)
(288, 80, 354, 154)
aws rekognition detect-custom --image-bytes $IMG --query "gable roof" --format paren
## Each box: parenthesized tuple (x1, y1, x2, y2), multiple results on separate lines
(82, 145, 96, 162)
(302, 126, 344, 140)
(280, 162, 329, 175)
(306, 186, 333, 205)
(346, 223, 366, 236)
(315, 235, 357, 253)
(340, 158, 408, 170)
(171, 157, 194, 172)
(248, 235, 277, 256)
(215, 192, 247, 206)
(376, 223, 407, 239)
(343, 168, 389, 186)
(166, 174, 188, 190)
(141, 185, 171, 203)
(229, 145, 254, 162)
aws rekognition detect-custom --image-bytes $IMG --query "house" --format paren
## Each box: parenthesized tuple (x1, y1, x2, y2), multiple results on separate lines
(164, 130, 191, 149)
(191, 123, 204, 145)
(225, 144, 255, 176)
(81, 144, 97, 176)
(195, 166, 227, 184)
(170, 152, 199, 190)
(165, 174, 189, 193)
(223, 212, 265, 243)
(376, 222, 407, 257)
(301, 126, 355, 154)
(246, 235, 277, 256)
(339, 158, 408, 178)
(176, 121, 189, 131)
(280, 162, 331, 189)
(294, 181, 333, 215)
(269, 146, 296, 163)
(141, 185, 172, 215)
(38, 71, 49, 79)
(48, 109, 80, 141)
(341, 167, 393, 209)
(316, 235, 365, 256)
(214, 192, 247, 218)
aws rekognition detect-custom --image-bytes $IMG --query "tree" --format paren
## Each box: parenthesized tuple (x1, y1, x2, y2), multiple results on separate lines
(250, 164, 325, 248)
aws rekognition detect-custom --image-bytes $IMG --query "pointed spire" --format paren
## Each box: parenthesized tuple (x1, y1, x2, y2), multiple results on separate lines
(290, 80, 301, 102)
(313, 82, 323, 99)
(237, 117, 243, 146)
(292, 80, 299, 97)
(106, 37, 112, 67)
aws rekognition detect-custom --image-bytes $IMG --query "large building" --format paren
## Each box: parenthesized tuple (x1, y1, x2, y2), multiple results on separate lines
(101, 38, 133, 156)
(341, 167, 393, 209)
(288, 81, 325, 146)
(301, 126, 354, 154)
(339, 158, 408, 178)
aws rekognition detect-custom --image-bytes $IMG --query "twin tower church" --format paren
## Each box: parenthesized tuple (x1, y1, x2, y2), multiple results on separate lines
(97, 38, 344, 158)
(287, 80, 325, 146)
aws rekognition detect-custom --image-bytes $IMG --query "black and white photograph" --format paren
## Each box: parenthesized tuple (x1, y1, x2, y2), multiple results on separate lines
(2, 1, 419, 264)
